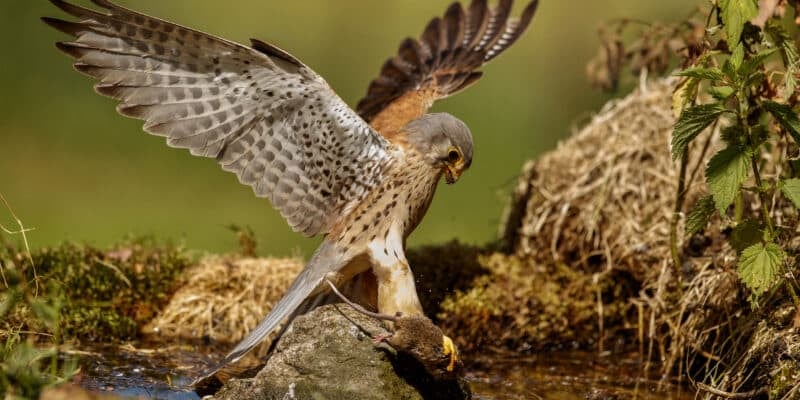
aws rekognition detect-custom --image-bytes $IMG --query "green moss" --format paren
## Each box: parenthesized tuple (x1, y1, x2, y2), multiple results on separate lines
(407, 241, 490, 319)
(770, 360, 799, 399)
(1, 236, 191, 342)
(437, 252, 634, 353)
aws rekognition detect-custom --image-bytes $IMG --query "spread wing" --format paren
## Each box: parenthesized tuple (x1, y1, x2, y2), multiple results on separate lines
(44, 0, 393, 237)
(356, 0, 538, 136)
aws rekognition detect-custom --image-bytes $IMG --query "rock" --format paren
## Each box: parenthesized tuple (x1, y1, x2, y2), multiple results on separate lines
(212, 304, 470, 400)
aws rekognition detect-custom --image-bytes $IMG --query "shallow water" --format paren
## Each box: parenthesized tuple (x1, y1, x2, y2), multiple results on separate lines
(74, 346, 690, 399)
(467, 352, 690, 400)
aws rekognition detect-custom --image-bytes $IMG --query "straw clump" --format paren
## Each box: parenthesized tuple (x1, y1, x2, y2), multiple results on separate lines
(503, 77, 711, 282)
(144, 255, 302, 358)
(500, 76, 800, 397)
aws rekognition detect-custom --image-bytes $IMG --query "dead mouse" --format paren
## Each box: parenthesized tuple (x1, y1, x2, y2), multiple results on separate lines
(325, 280, 461, 379)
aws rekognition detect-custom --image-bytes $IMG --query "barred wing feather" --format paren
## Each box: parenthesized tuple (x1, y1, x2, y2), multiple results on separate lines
(44, 0, 392, 237)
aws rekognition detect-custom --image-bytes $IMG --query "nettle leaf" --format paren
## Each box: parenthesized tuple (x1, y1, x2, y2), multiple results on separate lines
(730, 44, 745, 71)
(706, 145, 751, 214)
(786, 67, 798, 98)
(709, 85, 735, 101)
(763, 101, 800, 144)
(722, 58, 737, 82)
(765, 21, 799, 97)
(740, 47, 778, 78)
(720, 124, 744, 145)
(738, 242, 785, 297)
(675, 67, 726, 81)
(672, 103, 728, 160)
(685, 195, 716, 235)
(779, 178, 800, 209)
(730, 219, 763, 252)
(672, 77, 700, 118)
(719, 0, 759, 45)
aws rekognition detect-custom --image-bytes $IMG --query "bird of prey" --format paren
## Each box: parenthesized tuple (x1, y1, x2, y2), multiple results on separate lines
(44, 0, 538, 380)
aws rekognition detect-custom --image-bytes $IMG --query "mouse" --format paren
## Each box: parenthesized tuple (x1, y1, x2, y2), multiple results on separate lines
(325, 279, 461, 380)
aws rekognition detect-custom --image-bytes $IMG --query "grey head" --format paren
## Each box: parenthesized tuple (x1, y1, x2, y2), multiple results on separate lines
(403, 113, 473, 184)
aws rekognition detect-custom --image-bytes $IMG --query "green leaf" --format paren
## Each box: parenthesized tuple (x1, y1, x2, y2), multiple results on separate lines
(672, 77, 700, 117)
(730, 219, 763, 252)
(740, 48, 778, 78)
(675, 67, 726, 81)
(722, 58, 737, 82)
(737, 242, 785, 296)
(709, 85, 735, 101)
(730, 43, 745, 71)
(763, 101, 800, 144)
(765, 21, 799, 97)
(779, 178, 800, 209)
(671, 103, 728, 160)
(705, 145, 751, 214)
(744, 70, 766, 88)
(719, 0, 759, 45)
(720, 124, 744, 145)
(685, 195, 716, 235)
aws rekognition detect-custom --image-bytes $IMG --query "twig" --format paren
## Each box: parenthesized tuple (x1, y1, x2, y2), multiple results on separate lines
(696, 382, 767, 399)
(0, 329, 54, 338)
(0, 192, 38, 295)
(93, 257, 132, 288)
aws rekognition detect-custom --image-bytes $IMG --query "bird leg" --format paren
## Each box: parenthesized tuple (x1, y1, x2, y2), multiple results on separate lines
(373, 260, 424, 320)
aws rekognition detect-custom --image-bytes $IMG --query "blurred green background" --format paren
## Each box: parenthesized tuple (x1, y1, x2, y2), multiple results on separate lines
(0, 0, 695, 257)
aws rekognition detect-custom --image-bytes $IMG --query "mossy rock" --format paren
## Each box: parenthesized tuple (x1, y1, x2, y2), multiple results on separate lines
(213, 304, 470, 400)
(1, 237, 191, 341)
(435, 252, 634, 354)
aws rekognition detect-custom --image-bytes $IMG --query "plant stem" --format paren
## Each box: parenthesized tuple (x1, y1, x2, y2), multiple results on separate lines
(737, 90, 775, 239)
(670, 151, 689, 286)
(785, 279, 800, 308)
(749, 153, 775, 238)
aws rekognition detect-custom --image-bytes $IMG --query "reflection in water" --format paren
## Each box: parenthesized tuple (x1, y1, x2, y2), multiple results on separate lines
(468, 351, 690, 400)
(75, 346, 689, 400)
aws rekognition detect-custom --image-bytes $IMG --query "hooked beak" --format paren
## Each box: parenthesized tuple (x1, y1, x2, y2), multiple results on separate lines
(443, 165, 462, 184)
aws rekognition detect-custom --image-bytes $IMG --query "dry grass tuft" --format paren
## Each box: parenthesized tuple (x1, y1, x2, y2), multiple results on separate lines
(502, 76, 800, 396)
(144, 255, 302, 358)
(503, 77, 713, 282)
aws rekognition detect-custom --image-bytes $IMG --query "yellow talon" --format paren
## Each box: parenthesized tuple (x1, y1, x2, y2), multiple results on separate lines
(442, 335, 458, 372)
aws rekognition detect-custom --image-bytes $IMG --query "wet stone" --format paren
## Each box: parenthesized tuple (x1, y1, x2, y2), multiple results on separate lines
(211, 304, 470, 400)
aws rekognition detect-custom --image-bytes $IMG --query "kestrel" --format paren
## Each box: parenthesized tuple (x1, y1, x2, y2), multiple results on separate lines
(44, 0, 538, 380)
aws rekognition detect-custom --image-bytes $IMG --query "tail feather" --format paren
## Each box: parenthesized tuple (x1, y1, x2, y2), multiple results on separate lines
(191, 241, 343, 386)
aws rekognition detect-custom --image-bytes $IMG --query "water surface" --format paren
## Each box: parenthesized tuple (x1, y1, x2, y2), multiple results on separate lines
(75, 346, 690, 399)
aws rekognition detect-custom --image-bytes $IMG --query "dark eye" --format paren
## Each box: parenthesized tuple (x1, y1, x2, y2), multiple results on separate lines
(448, 149, 461, 163)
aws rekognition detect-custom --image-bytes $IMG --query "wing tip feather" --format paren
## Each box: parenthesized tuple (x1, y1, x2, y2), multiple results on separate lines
(250, 38, 303, 68)
(517, 0, 540, 35)
(357, 0, 540, 123)
(41, 17, 78, 37)
(54, 41, 86, 58)
(47, 0, 107, 20)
